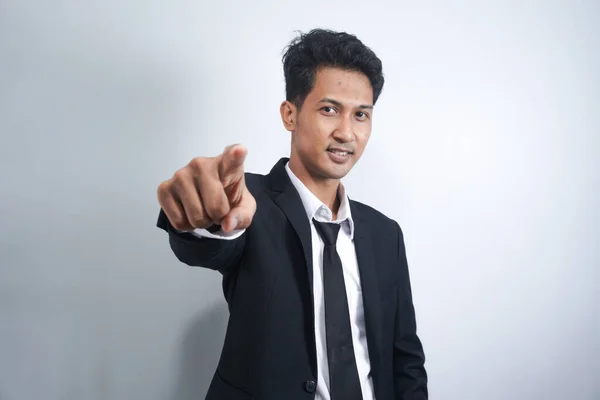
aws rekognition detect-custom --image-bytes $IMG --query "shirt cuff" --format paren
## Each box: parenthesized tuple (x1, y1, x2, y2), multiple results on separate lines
(176, 227, 245, 240)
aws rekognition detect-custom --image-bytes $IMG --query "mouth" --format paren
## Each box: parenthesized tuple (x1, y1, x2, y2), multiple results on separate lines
(327, 148, 354, 157)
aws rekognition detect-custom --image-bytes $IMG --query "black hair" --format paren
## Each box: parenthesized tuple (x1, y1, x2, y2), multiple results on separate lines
(282, 28, 384, 108)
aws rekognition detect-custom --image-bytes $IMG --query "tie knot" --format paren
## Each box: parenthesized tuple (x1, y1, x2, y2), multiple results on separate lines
(313, 219, 341, 245)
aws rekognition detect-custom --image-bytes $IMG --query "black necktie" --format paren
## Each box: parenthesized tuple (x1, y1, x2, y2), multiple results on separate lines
(313, 219, 363, 400)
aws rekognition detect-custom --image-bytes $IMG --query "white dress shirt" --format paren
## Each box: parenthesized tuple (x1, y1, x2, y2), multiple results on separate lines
(188, 162, 375, 399)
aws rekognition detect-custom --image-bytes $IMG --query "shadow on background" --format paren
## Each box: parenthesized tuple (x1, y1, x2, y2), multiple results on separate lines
(171, 301, 229, 400)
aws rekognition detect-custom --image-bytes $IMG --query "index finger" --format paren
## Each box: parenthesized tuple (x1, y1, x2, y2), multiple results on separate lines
(218, 144, 247, 183)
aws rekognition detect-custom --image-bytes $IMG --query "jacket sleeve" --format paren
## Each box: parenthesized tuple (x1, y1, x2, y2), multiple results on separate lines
(156, 209, 245, 274)
(393, 221, 428, 399)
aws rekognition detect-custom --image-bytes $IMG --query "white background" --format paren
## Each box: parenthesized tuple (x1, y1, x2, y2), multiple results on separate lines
(1, 1, 598, 399)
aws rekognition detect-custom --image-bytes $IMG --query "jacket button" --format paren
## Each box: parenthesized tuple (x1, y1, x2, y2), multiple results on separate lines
(304, 380, 317, 393)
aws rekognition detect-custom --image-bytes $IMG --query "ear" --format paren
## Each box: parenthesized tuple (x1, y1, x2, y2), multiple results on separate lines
(280, 100, 297, 131)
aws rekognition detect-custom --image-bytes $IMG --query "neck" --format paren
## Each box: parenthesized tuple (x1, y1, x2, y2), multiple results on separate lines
(288, 157, 341, 218)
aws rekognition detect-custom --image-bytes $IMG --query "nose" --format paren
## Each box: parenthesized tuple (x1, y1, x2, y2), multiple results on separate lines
(332, 115, 354, 143)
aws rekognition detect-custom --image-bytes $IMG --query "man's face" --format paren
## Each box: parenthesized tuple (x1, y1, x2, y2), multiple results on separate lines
(282, 67, 374, 183)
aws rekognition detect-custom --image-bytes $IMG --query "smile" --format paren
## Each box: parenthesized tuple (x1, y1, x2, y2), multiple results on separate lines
(327, 149, 353, 156)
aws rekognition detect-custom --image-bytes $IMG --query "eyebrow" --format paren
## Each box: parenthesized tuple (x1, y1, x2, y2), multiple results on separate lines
(318, 97, 374, 110)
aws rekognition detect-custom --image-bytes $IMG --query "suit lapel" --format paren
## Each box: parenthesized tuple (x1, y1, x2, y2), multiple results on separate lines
(350, 202, 383, 374)
(266, 158, 314, 293)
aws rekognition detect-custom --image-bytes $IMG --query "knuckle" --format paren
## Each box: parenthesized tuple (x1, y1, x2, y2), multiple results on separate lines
(156, 181, 169, 199)
(173, 169, 188, 183)
(212, 204, 230, 221)
(204, 203, 227, 223)
(189, 157, 209, 171)
(189, 212, 206, 228)
(171, 218, 187, 231)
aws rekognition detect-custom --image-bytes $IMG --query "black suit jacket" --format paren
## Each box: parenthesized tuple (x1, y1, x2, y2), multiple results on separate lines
(157, 157, 427, 400)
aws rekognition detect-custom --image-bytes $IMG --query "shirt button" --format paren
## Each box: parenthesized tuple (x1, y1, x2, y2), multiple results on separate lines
(304, 380, 317, 393)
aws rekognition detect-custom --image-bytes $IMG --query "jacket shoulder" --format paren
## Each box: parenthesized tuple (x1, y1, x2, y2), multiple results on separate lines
(244, 171, 269, 195)
(350, 199, 402, 233)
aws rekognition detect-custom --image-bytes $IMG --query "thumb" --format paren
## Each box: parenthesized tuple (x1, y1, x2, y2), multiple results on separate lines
(218, 144, 247, 184)
(220, 189, 256, 232)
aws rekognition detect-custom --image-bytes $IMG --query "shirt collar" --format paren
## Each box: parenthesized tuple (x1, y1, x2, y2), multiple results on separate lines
(284, 161, 355, 239)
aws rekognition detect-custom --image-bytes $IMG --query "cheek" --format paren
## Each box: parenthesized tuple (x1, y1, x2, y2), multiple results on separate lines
(295, 126, 324, 154)
(353, 132, 370, 155)
(356, 130, 371, 145)
(301, 121, 329, 147)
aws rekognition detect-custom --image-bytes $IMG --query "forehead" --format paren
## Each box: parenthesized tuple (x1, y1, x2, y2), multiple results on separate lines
(308, 67, 373, 105)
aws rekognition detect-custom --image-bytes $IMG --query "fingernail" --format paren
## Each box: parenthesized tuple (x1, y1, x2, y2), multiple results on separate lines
(229, 216, 238, 230)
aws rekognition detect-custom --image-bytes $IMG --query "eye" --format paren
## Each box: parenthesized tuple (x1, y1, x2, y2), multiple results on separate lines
(320, 106, 337, 115)
(355, 111, 369, 120)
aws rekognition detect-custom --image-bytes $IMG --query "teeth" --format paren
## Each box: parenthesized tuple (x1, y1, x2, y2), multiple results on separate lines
(330, 150, 349, 156)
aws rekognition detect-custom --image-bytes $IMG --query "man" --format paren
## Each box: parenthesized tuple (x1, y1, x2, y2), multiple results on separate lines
(156, 29, 427, 400)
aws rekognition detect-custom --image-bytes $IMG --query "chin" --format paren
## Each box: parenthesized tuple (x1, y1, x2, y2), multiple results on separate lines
(321, 164, 352, 180)
(301, 154, 353, 180)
